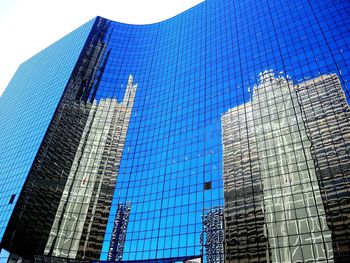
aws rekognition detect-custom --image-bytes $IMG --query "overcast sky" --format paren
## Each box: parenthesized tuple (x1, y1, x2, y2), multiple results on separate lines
(0, 0, 203, 96)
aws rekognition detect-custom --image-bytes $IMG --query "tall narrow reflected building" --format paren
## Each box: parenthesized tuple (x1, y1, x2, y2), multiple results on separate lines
(44, 76, 136, 260)
(108, 202, 132, 262)
(201, 206, 224, 263)
(2, 70, 136, 261)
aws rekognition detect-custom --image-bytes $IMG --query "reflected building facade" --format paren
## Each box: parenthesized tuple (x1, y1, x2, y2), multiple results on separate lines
(108, 202, 132, 262)
(44, 76, 136, 259)
(222, 71, 350, 262)
(201, 206, 224, 263)
(0, 0, 350, 262)
(222, 102, 269, 263)
(296, 74, 350, 261)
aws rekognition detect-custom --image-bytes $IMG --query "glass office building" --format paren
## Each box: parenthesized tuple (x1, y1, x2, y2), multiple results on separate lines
(0, 0, 350, 262)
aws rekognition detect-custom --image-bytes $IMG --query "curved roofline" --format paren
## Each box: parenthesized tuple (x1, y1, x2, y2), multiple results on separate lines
(95, 0, 205, 26)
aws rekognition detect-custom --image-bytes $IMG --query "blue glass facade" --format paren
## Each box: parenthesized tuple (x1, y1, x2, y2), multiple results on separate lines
(1, 0, 350, 262)
(0, 18, 95, 241)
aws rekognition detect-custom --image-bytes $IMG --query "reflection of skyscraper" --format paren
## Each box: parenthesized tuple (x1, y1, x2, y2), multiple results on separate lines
(201, 206, 224, 263)
(296, 74, 350, 262)
(222, 103, 269, 263)
(44, 76, 137, 260)
(222, 71, 335, 262)
(108, 202, 132, 262)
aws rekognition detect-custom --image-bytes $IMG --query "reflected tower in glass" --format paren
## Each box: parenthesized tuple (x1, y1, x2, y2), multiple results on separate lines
(1, 0, 350, 262)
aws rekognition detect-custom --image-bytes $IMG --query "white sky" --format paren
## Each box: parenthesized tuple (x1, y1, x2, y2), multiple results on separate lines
(0, 0, 203, 96)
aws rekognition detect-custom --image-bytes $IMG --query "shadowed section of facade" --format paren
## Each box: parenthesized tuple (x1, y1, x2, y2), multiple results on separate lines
(1, 18, 113, 260)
